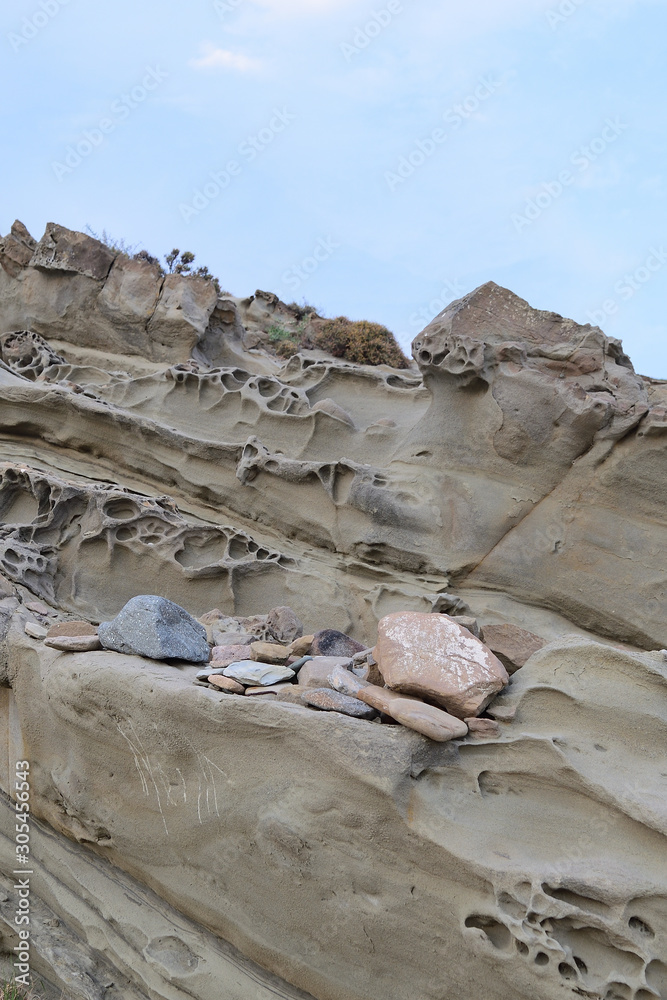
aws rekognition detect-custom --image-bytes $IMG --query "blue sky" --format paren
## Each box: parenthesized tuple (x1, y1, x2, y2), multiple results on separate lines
(2, 0, 665, 376)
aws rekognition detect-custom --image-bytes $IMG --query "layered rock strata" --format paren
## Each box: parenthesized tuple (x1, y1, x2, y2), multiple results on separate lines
(0, 220, 665, 1000)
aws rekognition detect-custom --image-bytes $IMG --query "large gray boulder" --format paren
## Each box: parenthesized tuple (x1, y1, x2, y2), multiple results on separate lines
(99, 595, 210, 662)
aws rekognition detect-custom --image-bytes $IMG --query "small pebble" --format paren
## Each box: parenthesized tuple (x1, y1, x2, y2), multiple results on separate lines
(196, 666, 228, 681)
(224, 661, 296, 686)
(298, 656, 352, 689)
(250, 641, 291, 664)
(46, 621, 98, 639)
(25, 621, 48, 639)
(302, 688, 378, 719)
(311, 629, 366, 658)
(464, 717, 500, 738)
(289, 634, 314, 657)
(211, 644, 255, 667)
(44, 635, 102, 652)
(25, 600, 54, 616)
(245, 683, 296, 696)
(267, 606, 304, 644)
(209, 675, 245, 695)
(288, 655, 313, 673)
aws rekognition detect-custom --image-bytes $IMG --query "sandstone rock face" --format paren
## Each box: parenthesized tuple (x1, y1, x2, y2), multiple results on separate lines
(31, 222, 116, 281)
(0, 220, 37, 277)
(147, 273, 218, 358)
(0, 223, 666, 1000)
(0, 221, 221, 363)
(98, 595, 210, 662)
(375, 612, 509, 718)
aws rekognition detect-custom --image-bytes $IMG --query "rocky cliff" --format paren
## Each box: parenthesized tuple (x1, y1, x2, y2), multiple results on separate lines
(0, 221, 665, 1000)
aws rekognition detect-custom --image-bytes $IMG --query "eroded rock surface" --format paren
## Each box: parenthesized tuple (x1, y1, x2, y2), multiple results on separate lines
(0, 220, 665, 1000)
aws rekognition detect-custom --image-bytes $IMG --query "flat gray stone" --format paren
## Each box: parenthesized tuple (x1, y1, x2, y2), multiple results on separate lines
(223, 661, 295, 686)
(98, 595, 210, 663)
(25, 621, 48, 639)
(302, 688, 378, 719)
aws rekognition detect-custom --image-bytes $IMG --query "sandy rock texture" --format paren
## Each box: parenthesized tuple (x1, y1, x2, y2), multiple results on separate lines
(2, 622, 667, 1000)
(0, 220, 665, 999)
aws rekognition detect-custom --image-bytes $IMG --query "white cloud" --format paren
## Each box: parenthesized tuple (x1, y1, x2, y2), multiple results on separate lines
(190, 44, 261, 72)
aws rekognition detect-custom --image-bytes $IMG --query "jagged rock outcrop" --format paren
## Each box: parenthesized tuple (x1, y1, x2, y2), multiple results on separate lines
(0, 220, 665, 1000)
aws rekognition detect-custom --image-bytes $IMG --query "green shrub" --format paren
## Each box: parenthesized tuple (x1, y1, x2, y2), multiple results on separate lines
(0, 979, 46, 999)
(311, 317, 410, 368)
(267, 325, 299, 357)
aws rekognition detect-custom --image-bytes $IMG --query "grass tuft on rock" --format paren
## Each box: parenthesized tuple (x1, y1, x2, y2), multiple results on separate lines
(310, 317, 411, 368)
(0, 981, 47, 1000)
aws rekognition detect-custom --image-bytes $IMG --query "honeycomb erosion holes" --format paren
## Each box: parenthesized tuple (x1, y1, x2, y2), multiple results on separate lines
(0, 221, 666, 1000)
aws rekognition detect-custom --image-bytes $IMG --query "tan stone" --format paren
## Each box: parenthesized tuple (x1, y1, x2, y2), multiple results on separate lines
(288, 635, 314, 657)
(211, 644, 255, 667)
(45, 635, 102, 652)
(464, 717, 500, 739)
(25, 600, 53, 616)
(274, 687, 308, 705)
(24, 621, 48, 639)
(198, 609, 226, 626)
(358, 687, 468, 742)
(208, 675, 245, 695)
(98, 255, 162, 325)
(328, 667, 468, 743)
(146, 273, 218, 359)
(302, 688, 377, 719)
(266, 606, 303, 644)
(46, 621, 98, 639)
(31, 222, 116, 281)
(486, 704, 517, 722)
(481, 623, 546, 674)
(212, 630, 253, 647)
(250, 641, 290, 664)
(244, 684, 296, 696)
(297, 656, 352, 689)
(375, 612, 509, 719)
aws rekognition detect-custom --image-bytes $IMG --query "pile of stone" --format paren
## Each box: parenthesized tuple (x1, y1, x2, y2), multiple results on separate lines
(25, 594, 547, 743)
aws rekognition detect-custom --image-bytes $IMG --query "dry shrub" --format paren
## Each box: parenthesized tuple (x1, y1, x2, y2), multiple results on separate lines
(311, 317, 410, 368)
